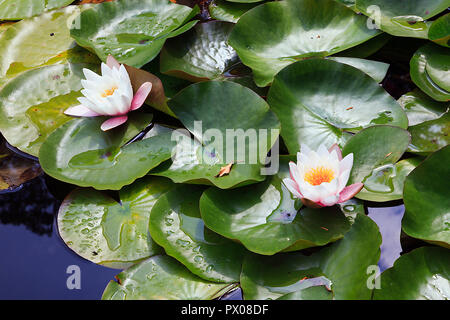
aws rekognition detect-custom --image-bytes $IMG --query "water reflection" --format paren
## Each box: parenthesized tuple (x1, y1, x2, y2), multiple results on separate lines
(367, 204, 405, 272)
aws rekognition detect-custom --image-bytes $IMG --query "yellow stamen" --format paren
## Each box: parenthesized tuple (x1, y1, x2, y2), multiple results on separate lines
(304, 166, 334, 186)
(101, 86, 118, 98)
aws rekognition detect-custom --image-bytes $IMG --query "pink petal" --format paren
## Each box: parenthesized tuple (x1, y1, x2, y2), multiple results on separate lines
(130, 82, 152, 111)
(106, 55, 121, 70)
(338, 183, 364, 203)
(100, 116, 128, 131)
(282, 178, 303, 198)
(64, 105, 100, 117)
(328, 143, 342, 160)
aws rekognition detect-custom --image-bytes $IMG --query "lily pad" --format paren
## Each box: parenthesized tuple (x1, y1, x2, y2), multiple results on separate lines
(102, 255, 236, 300)
(429, 13, 450, 48)
(199, 157, 353, 255)
(398, 89, 449, 126)
(240, 213, 381, 299)
(151, 81, 280, 189)
(209, 0, 264, 23)
(0, 5, 97, 88)
(373, 247, 450, 299)
(39, 115, 177, 190)
(402, 146, 450, 248)
(337, 33, 391, 59)
(228, 0, 380, 86)
(57, 177, 174, 269)
(327, 57, 389, 82)
(410, 43, 450, 102)
(70, 0, 199, 68)
(355, 158, 422, 202)
(267, 58, 408, 153)
(0, 0, 73, 20)
(276, 285, 333, 300)
(356, 0, 449, 38)
(407, 112, 450, 155)
(342, 125, 411, 189)
(149, 185, 246, 283)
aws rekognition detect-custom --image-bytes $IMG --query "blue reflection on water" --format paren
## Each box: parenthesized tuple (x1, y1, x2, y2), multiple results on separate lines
(368, 205, 405, 272)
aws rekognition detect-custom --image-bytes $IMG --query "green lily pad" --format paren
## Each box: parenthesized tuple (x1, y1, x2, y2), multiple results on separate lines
(240, 213, 381, 300)
(355, 158, 422, 202)
(151, 81, 280, 189)
(57, 176, 175, 269)
(342, 125, 411, 189)
(402, 146, 450, 248)
(39, 115, 177, 190)
(199, 157, 353, 255)
(267, 58, 408, 153)
(209, 0, 265, 23)
(410, 43, 450, 102)
(429, 13, 450, 48)
(373, 247, 450, 299)
(102, 255, 236, 300)
(149, 185, 246, 283)
(337, 33, 391, 59)
(398, 89, 449, 126)
(0, 0, 73, 20)
(276, 285, 333, 300)
(407, 112, 450, 155)
(0, 62, 99, 157)
(160, 21, 238, 81)
(0, 5, 97, 88)
(327, 57, 389, 82)
(356, 0, 449, 38)
(228, 0, 380, 86)
(70, 0, 199, 68)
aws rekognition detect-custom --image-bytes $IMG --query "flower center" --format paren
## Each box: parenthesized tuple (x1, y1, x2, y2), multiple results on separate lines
(304, 166, 334, 186)
(101, 86, 118, 98)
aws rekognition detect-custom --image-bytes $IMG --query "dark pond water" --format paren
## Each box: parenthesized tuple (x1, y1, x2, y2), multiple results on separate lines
(0, 172, 410, 300)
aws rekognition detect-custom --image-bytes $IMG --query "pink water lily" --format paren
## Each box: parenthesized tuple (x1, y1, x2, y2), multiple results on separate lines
(64, 55, 152, 131)
(283, 143, 364, 208)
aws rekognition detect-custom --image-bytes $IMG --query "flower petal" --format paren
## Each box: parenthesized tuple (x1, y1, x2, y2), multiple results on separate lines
(107, 55, 121, 70)
(100, 116, 128, 131)
(338, 183, 364, 203)
(328, 143, 342, 161)
(131, 82, 152, 111)
(64, 105, 100, 117)
(282, 178, 303, 198)
(340, 153, 354, 173)
(320, 194, 340, 207)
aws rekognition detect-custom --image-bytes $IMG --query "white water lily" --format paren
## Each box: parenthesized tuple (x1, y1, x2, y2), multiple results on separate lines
(64, 55, 152, 131)
(283, 143, 363, 208)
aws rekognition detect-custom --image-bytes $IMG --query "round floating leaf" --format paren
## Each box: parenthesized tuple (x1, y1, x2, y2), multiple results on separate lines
(373, 247, 450, 299)
(199, 157, 353, 255)
(403, 146, 450, 248)
(277, 286, 333, 300)
(70, 0, 199, 68)
(58, 177, 174, 269)
(160, 21, 239, 81)
(209, 0, 264, 23)
(337, 33, 391, 59)
(267, 59, 408, 153)
(151, 81, 280, 189)
(408, 112, 450, 155)
(342, 125, 411, 190)
(149, 185, 246, 283)
(355, 158, 421, 202)
(102, 255, 236, 300)
(240, 213, 381, 300)
(356, 0, 449, 38)
(0, 5, 97, 87)
(228, 0, 380, 86)
(39, 115, 177, 190)
(327, 57, 389, 82)
(398, 89, 449, 126)
(0, 0, 73, 20)
(410, 43, 450, 102)
(429, 13, 450, 48)
(0, 62, 98, 157)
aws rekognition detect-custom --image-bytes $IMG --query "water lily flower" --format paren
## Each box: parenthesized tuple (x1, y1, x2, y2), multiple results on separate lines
(64, 55, 152, 131)
(283, 143, 363, 208)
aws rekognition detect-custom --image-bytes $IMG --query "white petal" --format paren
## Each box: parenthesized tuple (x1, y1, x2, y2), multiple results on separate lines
(320, 194, 340, 206)
(282, 178, 302, 198)
(340, 153, 354, 173)
(338, 168, 351, 192)
(101, 62, 114, 79)
(289, 162, 301, 184)
(83, 68, 102, 82)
